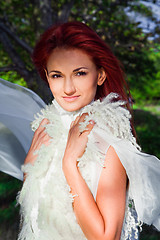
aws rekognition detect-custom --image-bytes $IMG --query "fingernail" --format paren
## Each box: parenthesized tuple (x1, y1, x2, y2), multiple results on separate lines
(89, 120, 95, 124)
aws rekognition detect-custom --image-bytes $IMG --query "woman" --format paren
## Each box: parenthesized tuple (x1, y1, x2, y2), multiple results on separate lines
(15, 21, 160, 240)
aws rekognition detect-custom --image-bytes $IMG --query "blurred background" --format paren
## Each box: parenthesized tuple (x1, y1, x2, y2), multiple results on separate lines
(0, 0, 160, 239)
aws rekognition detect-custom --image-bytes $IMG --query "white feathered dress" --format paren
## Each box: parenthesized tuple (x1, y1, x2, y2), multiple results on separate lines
(16, 93, 160, 240)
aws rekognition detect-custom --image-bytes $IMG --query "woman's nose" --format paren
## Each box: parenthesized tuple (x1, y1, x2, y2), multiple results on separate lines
(64, 78, 76, 95)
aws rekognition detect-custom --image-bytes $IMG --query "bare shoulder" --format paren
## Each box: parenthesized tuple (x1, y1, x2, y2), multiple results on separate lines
(96, 146, 127, 239)
(97, 146, 127, 191)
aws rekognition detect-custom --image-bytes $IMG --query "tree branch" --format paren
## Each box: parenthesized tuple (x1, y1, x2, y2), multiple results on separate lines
(0, 65, 19, 72)
(0, 22, 33, 54)
(58, 0, 75, 23)
(34, 0, 53, 30)
(0, 30, 30, 78)
(0, 26, 52, 103)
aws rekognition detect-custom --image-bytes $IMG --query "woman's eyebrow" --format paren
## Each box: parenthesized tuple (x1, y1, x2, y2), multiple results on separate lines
(48, 70, 61, 74)
(48, 67, 89, 74)
(73, 67, 89, 72)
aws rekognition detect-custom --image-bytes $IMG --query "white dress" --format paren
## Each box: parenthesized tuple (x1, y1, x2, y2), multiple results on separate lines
(0, 78, 160, 240)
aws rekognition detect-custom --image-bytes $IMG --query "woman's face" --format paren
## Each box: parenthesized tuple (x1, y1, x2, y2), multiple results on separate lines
(46, 48, 106, 112)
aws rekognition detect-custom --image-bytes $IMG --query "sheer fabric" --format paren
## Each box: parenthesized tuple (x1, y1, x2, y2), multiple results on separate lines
(0, 78, 45, 180)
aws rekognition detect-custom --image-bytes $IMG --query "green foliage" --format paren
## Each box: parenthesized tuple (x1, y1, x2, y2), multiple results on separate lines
(141, 236, 160, 240)
(1, 0, 37, 44)
(134, 108, 160, 158)
(0, 71, 27, 86)
(0, 0, 160, 101)
(140, 224, 160, 240)
(131, 2, 153, 18)
(0, 173, 22, 223)
(128, 45, 160, 103)
(0, 200, 19, 222)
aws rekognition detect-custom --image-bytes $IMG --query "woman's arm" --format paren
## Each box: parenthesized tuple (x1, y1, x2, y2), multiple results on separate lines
(63, 114, 127, 240)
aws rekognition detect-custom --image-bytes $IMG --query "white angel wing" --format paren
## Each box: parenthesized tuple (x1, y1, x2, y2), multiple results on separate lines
(0, 78, 46, 180)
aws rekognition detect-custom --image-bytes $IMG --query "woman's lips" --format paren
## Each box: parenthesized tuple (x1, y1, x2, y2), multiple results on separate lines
(63, 96, 80, 102)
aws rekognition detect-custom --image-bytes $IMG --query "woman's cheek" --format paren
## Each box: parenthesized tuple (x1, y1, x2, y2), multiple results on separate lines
(49, 81, 61, 96)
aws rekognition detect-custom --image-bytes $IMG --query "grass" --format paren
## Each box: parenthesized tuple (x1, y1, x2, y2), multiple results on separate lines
(0, 173, 22, 239)
(133, 107, 160, 159)
(0, 173, 22, 224)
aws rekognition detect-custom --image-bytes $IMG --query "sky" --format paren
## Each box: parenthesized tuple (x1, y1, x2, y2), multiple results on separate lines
(126, 0, 160, 38)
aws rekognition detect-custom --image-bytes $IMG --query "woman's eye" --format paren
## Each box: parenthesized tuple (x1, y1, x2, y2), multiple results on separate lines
(50, 74, 62, 79)
(76, 71, 87, 76)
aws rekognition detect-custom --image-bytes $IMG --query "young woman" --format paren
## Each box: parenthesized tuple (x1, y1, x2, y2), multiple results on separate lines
(2, 21, 160, 240)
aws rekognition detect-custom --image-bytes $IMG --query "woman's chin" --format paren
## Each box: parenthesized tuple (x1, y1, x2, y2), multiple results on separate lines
(56, 97, 94, 112)
(62, 105, 83, 112)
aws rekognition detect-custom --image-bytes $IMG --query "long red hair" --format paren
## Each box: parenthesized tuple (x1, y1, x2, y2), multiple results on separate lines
(32, 21, 130, 102)
(32, 21, 136, 136)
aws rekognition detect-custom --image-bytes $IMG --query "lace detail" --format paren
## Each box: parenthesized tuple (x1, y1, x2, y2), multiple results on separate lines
(121, 198, 142, 240)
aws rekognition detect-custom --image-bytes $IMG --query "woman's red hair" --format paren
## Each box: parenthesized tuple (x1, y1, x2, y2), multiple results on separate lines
(32, 21, 130, 103)
(32, 21, 136, 136)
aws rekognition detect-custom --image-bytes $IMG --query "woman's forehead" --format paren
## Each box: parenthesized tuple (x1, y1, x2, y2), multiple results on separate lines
(46, 48, 95, 71)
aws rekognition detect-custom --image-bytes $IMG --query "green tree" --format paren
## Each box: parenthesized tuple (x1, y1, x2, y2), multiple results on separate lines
(0, 0, 159, 103)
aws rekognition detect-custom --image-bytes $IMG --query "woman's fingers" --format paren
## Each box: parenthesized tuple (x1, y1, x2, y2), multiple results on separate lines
(34, 118, 49, 136)
(38, 119, 51, 145)
(80, 120, 95, 136)
(78, 113, 95, 132)
(31, 118, 51, 148)
(71, 115, 81, 126)
(86, 120, 95, 131)
(24, 118, 51, 166)
(72, 113, 88, 126)
(35, 118, 49, 133)
(41, 133, 51, 146)
(64, 114, 95, 161)
(40, 118, 50, 126)
(70, 113, 95, 136)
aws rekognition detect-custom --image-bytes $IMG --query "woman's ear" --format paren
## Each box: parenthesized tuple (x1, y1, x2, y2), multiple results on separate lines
(97, 68, 106, 86)
(44, 69, 49, 82)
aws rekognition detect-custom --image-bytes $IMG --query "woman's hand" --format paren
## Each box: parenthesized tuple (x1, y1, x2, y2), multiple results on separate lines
(63, 113, 95, 167)
(24, 118, 51, 166)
